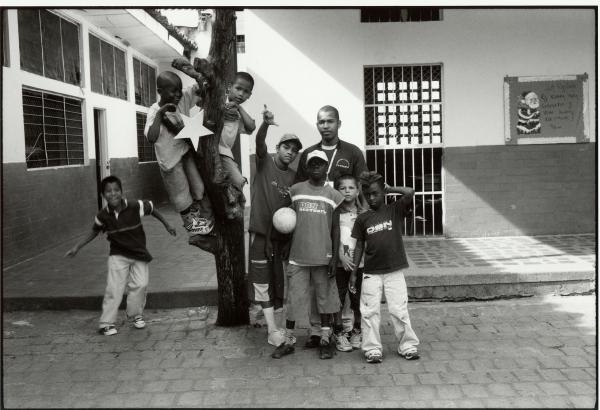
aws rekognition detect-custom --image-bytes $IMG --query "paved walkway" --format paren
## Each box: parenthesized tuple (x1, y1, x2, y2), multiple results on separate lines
(2, 206, 595, 302)
(3, 295, 596, 408)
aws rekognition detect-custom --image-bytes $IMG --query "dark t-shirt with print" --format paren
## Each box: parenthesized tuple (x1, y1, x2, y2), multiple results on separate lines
(249, 153, 296, 239)
(351, 196, 411, 274)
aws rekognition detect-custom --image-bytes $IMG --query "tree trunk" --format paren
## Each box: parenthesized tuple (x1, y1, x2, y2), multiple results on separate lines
(185, 9, 248, 326)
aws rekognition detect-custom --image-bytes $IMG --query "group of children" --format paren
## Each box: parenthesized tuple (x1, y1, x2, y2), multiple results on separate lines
(65, 65, 420, 364)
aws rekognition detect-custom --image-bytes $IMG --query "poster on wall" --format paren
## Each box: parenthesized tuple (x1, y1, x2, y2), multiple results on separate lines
(504, 74, 589, 145)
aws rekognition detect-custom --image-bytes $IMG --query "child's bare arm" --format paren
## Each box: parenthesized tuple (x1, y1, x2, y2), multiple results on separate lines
(237, 105, 256, 133)
(147, 103, 177, 143)
(349, 239, 365, 294)
(385, 184, 415, 206)
(171, 57, 207, 85)
(64, 230, 99, 257)
(151, 208, 177, 236)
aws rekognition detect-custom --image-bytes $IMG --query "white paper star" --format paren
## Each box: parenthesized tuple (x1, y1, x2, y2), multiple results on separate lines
(174, 110, 213, 150)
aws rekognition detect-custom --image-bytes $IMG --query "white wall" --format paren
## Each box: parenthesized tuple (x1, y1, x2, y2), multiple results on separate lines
(2, 9, 167, 165)
(242, 8, 596, 151)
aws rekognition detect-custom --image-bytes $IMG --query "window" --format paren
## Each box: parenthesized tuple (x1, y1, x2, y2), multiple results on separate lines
(133, 58, 156, 107)
(23, 88, 84, 169)
(364, 64, 443, 236)
(360, 7, 441, 23)
(89, 33, 127, 100)
(236, 34, 245, 54)
(136, 112, 156, 162)
(17, 9, 80, 85)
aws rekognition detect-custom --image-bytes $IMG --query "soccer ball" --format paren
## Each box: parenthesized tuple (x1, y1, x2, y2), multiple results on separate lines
(273, 207, 296, 234)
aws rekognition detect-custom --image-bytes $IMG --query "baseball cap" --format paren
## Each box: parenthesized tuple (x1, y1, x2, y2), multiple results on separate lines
(306, 150, 329, 164)
(278, 133, 302, 150)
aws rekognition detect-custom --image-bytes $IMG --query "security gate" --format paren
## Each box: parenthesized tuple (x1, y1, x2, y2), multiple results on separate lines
(364, 64, 443, 236)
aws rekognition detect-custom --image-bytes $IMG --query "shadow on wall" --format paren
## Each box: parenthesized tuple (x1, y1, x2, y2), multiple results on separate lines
(443, 143, 596, 237)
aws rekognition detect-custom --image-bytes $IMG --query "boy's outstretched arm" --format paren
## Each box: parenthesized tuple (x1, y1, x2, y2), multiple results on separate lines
(151, 208, 177, 236)
(237, 105, 256, 134)
(348, 239, 365, 294)
(64, 230, 99, 257)
(171, 57, 207, 85)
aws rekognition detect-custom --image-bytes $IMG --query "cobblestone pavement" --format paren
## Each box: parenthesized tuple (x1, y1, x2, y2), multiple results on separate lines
(3, 295, 597, 408)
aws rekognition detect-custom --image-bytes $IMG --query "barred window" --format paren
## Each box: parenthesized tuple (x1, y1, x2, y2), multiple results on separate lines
(133, 58, 157, 107)
(17, 9, 80, 85)
(89, 33, 127, 100)
(136, 112, 156, 162)
(23, 88, 84, 169)
(360, 7, 441, 23)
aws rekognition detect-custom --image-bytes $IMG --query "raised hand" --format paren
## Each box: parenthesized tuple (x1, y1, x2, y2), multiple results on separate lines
(262, 104, 278, 126)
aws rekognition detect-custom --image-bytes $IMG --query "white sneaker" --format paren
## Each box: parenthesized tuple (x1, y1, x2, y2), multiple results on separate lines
(267, 328, 286, 346)
(98, 325, 117, 336)
(133, 317, 146, 329)
(334, 332, 353, 352)
(349, 328, 362, 350)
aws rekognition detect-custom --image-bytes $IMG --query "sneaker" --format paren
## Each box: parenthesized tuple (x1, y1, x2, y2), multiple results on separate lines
(267, 328, 286, 347)
(133, 317, 146, 329)
(98, 325, 117, 336)
(182, 212, 214, 235)
(271, 342, 295, 359)
(304, 335, 321, 348)
(399, 350, 420, 360)
(319, 338, 335, 360)
(365, 349, 383, 364)
(349, 328, 362, 350)
(334, 332, 353, 352)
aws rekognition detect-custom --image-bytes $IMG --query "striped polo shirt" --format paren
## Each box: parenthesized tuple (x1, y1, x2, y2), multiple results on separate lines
(288, 181, 344, 266)
(93, 199, 154, 262)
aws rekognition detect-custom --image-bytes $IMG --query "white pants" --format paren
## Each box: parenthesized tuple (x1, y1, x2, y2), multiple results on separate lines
(360, 269, 419, 355)
(99, 255, 149, 327)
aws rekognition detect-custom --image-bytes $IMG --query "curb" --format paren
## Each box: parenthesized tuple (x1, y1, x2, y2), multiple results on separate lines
(3, 273, 595, 311)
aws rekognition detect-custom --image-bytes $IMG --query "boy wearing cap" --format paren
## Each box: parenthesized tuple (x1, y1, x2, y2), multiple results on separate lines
(249, 106, 301, 346)
(272, 149, 344, 360)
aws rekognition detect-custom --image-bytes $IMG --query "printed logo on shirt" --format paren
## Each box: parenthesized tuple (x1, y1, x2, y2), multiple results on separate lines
(270, 180, 291, 199)
(299, 201, 326, 214)
(336, 158, 350, 169)
(366, 220, 393, 235)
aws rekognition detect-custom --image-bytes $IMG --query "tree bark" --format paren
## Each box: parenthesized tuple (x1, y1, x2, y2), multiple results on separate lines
(181, 9, 248, 326)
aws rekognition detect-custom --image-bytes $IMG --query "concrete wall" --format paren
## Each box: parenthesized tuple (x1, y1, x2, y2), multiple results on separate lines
(2, 9, 174, 266)
(241, 8, 596, 236)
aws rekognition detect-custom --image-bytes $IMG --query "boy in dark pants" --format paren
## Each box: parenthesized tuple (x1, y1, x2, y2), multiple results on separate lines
(331, 174, 366, 351)
(65, 176, 176, 335)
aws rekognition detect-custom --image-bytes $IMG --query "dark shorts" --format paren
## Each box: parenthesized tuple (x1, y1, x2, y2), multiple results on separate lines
(248, 233, 285, 308)
(335, 267, 363, 313)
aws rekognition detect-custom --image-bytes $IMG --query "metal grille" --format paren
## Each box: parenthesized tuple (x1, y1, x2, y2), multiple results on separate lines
(236, 34, 245, 54)
(360, 7, 441, 23)
(22, 88, 84, 168)
(136, 112, 155, 162)
(364, 64, 443, 236)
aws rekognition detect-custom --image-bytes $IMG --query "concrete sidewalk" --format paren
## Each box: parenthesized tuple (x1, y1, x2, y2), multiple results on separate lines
(2, 206, 596, 310)
(3, 295, 597, 408)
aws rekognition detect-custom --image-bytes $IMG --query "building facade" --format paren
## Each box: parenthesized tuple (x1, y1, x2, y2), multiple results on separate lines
(2, 9, 198, 266)
(238, 8, 595, 238)
(2, 8, 596, 267)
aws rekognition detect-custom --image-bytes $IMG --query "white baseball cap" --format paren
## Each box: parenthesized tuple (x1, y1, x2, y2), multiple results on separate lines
(306, 150, 329, 164)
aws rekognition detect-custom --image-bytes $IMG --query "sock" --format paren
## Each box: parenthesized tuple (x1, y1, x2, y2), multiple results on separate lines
(262, 306, 277, 334)
(320, 326, 331, 341)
